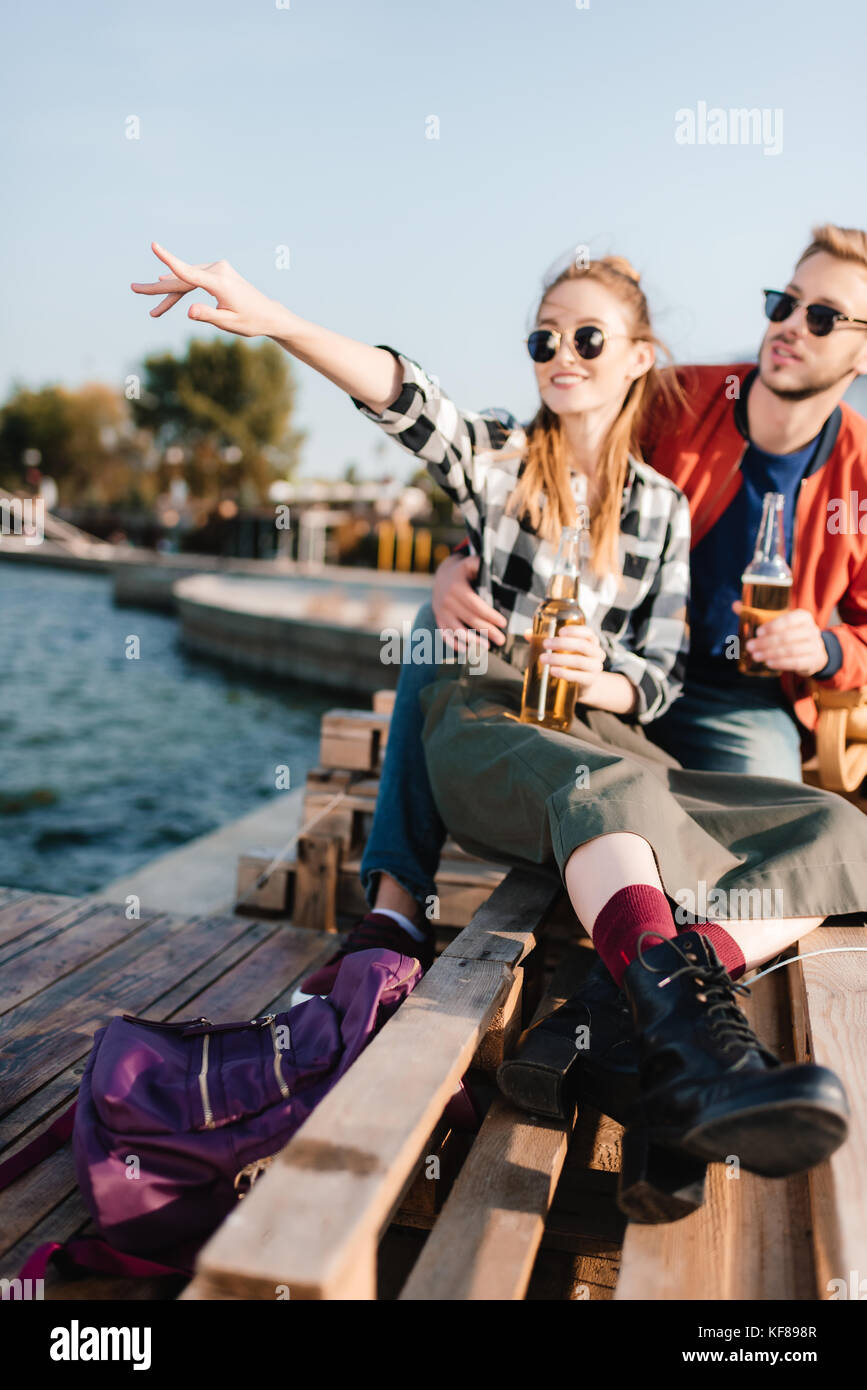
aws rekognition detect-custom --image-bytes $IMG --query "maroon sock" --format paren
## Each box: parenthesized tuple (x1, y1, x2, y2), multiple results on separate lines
(688, 921, 746, 981)
(591, 885, 677, 987)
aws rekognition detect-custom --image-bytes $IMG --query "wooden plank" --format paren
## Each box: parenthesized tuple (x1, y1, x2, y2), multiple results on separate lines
(0, 917, 337, 1273)
(471, 966, 523, 1074)
(0, 917, 275, 1152)
(400, 1096, 569, 1299)
(791, 922, 867, 1299)
(0, 922, 332, 1155)
(236, 852, 293, 914)
(0, 911, 262, 1112)
(0, 901, 167, 1015)
(293, 835, 340, 933)
(0, 1189, 95, 1278)
(442, 866, 561, 966)
(0, 1144, 78, 1254)
(0, 887, 28, 910)
(372, 690, 396, 715)
(391, 1121, 468, 1229)
(174, 924, 335, 1023)
(0, 892, 81, 950)
(615, 960, 815, 1300)
(398, 944, 592, 1300)
(185, 953, 515, 1300)
(528, 1242, 621, 1300)
(319, 711, 390, 773)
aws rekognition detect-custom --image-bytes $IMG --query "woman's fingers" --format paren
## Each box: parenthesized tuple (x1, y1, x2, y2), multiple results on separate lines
(149, 292, 185, 318)
(540, 652, 602, 671)
(188, 303, 241, 330)
(548, 666, 600, 682)
(452, 581, 507, 628)
(439, 609, 494, 648)
(542, 632, 600, 655)
(151, 241, 219, 295)
(130, 273, 192, 296)
(132, 252, 202, 320)
(445, 594, 507, 642)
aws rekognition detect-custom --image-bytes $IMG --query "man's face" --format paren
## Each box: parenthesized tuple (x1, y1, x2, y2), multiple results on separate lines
(757, 250, 867, 400)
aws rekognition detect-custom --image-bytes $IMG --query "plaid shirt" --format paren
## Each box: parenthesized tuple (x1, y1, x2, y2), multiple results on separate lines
(352, 346, 691, 722)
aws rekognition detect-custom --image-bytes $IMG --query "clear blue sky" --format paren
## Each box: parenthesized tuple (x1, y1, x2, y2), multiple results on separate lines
(2, 0, 866, 478)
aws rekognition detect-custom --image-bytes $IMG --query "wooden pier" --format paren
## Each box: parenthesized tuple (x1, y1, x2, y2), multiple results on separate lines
(2, 686, 867, 1300)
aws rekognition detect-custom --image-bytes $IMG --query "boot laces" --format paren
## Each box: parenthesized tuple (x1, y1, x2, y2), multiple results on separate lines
(635, 931, 758, 1055)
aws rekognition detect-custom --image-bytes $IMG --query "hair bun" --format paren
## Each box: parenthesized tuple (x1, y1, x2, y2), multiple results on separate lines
(602, 255, 641, 285)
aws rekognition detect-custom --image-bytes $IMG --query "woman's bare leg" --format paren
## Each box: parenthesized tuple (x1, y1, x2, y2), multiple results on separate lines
(562, 833, 824, 973)
(722, 919, 822, 973)
(562, 832, 662, 931)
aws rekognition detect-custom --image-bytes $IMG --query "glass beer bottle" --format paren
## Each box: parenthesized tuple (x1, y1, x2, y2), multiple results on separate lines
(738, 491, 793, 677)
(520, 525, 586, 731)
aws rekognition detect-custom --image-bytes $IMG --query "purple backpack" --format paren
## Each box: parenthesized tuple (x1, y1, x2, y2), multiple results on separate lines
(0, 949, 427, 1285)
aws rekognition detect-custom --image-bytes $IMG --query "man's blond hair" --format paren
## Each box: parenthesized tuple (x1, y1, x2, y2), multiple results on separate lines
(797, 223, 867, 273)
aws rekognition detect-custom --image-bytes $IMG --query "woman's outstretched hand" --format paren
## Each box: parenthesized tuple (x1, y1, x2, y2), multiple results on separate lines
(131, 242, 285, 339)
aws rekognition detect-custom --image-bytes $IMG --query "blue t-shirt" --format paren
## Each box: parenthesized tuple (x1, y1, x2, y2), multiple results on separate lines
(687, 434, 827, 681)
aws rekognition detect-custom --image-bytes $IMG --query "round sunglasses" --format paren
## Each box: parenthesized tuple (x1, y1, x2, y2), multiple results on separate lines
(526, 324, 625, 363)
(763, 288, 867, 338)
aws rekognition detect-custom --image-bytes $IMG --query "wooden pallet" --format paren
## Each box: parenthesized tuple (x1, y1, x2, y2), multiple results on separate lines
(236, 695, 508, 931)
(182, 867, 563, 1299)
(5, 680, 867, 1302)
(219, 686, 867, 1300)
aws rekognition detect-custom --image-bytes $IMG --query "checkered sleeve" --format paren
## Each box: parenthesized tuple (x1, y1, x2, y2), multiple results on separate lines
(350, 346, 519, 551)
(600, 489, 691, 723)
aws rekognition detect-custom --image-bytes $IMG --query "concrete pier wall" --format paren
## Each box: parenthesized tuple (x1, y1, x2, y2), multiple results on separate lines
(174, 573, 430, 693)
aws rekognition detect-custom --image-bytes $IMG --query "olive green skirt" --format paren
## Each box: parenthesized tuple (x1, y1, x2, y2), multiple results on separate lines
(418, 652, 867, 922)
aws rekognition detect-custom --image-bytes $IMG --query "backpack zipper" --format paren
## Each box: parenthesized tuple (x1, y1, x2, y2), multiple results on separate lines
(268, 1015, 290, 1099)
(198, 1032, 215, 1129)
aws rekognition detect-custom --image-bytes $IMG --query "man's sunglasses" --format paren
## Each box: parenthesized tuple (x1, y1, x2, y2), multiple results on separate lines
(526, 324, 614, 363)
(763, 289, 867, 338)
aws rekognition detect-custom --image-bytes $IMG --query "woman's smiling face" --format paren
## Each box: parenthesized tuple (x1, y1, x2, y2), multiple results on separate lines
(532, 277, 654, 418)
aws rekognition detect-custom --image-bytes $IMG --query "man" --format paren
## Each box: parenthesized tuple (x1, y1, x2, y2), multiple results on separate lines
(302, 222, 867, 998)
(644, 222, 867, 778)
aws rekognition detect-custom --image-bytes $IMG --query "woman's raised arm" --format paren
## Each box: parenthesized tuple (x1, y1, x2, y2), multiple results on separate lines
(130, 242, 403, 415)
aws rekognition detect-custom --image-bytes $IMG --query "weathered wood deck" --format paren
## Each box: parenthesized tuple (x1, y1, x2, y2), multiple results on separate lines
(0, 884, 621, 1299)
(0, 887, 336, 1298)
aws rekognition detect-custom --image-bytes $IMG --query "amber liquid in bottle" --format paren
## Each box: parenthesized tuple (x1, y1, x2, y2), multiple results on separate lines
(738, 578, 793, 676)
(520, 528, 586, 732)
(737, 492, 793, 677)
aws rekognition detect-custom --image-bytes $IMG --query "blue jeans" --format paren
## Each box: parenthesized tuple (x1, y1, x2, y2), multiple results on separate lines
(359, 606, 806, 912)
(360, 602, 446, 912)
(646, 677, 804, 781)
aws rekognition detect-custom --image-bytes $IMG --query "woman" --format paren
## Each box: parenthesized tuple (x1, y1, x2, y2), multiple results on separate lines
(132, 244, 862, 1206)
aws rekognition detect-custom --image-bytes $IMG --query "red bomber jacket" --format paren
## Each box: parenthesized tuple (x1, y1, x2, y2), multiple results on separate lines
(643, 363, 867, 731)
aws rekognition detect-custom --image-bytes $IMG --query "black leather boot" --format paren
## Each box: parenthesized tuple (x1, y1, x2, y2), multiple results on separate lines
(497, 957, 640, 1124)
(622, 930, 849, 1177)
(498, 956, 708, 1223)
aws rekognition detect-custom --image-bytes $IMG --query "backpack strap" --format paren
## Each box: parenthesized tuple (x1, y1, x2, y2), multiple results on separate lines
(20, 1239, 186, 1282)
(0, 1103, 76, 1193)
(0, 1105, 188, 1285)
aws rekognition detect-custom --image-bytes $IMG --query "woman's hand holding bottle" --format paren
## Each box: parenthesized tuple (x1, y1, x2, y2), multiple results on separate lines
(526, 624, 605, 689)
